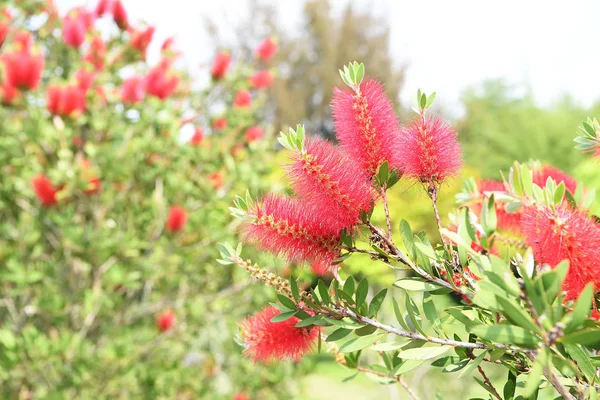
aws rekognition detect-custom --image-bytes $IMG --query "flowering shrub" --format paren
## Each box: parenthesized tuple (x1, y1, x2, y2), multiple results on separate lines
(0, 1, 304, 398)
(222, 62, 600, 399)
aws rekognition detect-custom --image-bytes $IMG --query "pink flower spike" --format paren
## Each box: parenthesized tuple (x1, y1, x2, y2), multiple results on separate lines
(397, 114, 462, 186)
(285, 137, 374, 230)
(332, 79, 401, 177)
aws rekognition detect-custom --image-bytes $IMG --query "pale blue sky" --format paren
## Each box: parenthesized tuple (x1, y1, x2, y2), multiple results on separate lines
(55, 0, 600, 116)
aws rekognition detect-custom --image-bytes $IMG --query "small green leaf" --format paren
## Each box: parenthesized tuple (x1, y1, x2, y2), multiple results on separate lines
(458, 351, 486, 378)
(565, 344, 595, 383)
(356, 278, 369, 307)
(399, 345, 452, 360)
(565, 283, 594, 333)
(470, 324, 541, 348)
(339, 334, 385, 353)
(277, 294, 296, 310)
(343, 277, 355, 295)
(325, 328, 352, 342)
(355, 325, 378, 336)
(394, 277, 442, 292)
(495, 296, 540, 333)
(368, 289, 387, 317)
(271, 311, 297, 322)
(290, 277, 299, 302)
(560, 328, 600, 348)
(318, 280, 331, 305)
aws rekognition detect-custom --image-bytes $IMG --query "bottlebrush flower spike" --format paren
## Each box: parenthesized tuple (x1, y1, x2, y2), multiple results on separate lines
(209, 172, 224, 190)
(63, 8, 92, 49)
(238, 306, 319, 363)
(245, 126, 264, 143)
(167, 205, 188, 233)
(84, 36, 106, 71)
(241, 194, 342, 271)
(145, 60, 179, 100)
(32, 175, 59, 206)
(213, 118, 228, 130)
(156, 309, 176, 332)
(532, 164, 578, 194)
(233, 393, 251, 400)
(1, 32, 45, 90)
(121, 76, 145, 104)
(234, 90, 252, 108)
(210, 51, 231, 80)
(1, 82, 19, 105)
(46, 84, 87, 117)
(80, 159, 101, 195)
(472, 179, 521, 232)
(397, 112, 462, 186)
(255, 37, 277, 62)
(521, 203, 600, 299)
(249, 70, 274, 89)
(94, 0, 111, 17)
(332, 63, 400, 176)
(129, 26, 155, 58)
(74, 68, 95, 92)
(189, 128, 204, 146)
(111, 0, 128, 30)
(283, 127, 374, 229)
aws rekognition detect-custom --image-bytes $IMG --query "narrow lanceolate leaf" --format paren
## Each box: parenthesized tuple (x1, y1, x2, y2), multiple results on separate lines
(368, 289, 387, 317)
(355, 278, 369, 307)
(470, 324, 541, 348)
(338, 334, 385, 353)
(565, 283, 594, 333)
(317, 280, 331, 305)
(458, 351, 486, 378)
(564, 344, 596, 383)
(325, 328, 352, 342)
(399, 345, 452, 360)
(270, 311, 297, 323)
(277, 294, 296, 310)
(560, 328, 600, 348)
(290, 277, 299, 302)
(393, 277, 442, 292)
(495, 296, 540, 333)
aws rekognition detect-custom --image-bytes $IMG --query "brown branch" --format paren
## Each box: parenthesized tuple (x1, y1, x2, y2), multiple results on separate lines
(356, 366, 420, 400)
(476, 365, 502, 400)
(379, 185, 392, 239)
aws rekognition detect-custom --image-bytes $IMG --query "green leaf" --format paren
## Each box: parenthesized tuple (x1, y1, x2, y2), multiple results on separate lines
(342, 372, 359, 382)
(394, 277, 442, 292)
(277, 294, 296, 310)
(523, 352, 545, 398)
(355, 325, 378, 336)
(368, 289, 387, 317)
(325, 328, 352, 342)
(399, 219, 415, 256)
(503, 371, 517, 400)
(495, 296, 540, 333)
(565, 283, 593, 333)
(290, 277, 299, 302)
(378, 161, 389, 186)
(560, 328, 600, 348)
(392, 296, 411, 332)
(405, 294, 427, 336)
(356, 278, 369, 308)
(339, 334, 385, 353)
(458, 351, 486, 378)
(271, 311, 297, 323)
(565, 344, 595, 383)
(399, 345, 451, 360)
(423, 292, 439, 331)
(420, 93, 427, 109)
(414, 242, 438, 261)
(318, 280, 331, 305)
(470, 324, 541, 348)
(295, 315, 322, 328)
(343, 277, 355, 296)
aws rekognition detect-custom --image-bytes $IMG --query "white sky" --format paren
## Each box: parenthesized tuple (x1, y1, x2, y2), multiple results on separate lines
(55, 0, 600, 116)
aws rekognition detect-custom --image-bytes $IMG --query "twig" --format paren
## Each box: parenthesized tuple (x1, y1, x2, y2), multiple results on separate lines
(380, 185, 392, 239)
(427, 185, 452, 258)
(476, 365, 502, 400)
(356, 366, 420, 400)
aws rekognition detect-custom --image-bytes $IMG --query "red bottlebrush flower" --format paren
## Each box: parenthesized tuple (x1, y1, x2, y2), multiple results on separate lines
(145, 62, 179, 100)
(156, 309, 176, 332)
(111, 0, 128, 30)
(397, 114, 462, 186)
(94, 0, 111, 17)
(189, 128, 204, 146)
(129, 26, 155, 58)
(166, 205, 188, 233)
(332, 79, 400, 176)
(84, 36, 106, 71)
(212, 118, 228, 130)
(255, 37, 277, 61)
(210, 51, 231, 80)
(311, 261, 332, 277)
(249, 70, 273, 89)
(46, 84, 87, 117)
(233, 90, 252, 108)
(245, 126, 264, 143)
(532, 164, 578, 194)
(233, 393, 251, 400)
(80, 159, 101, 195)
(121, 76, 146, 104)
(209, 172, 224, 190)
(74, 68, 95, 92)
(521, 203, 600, 300)
(242, 194, 342, 271)
(0, 8, 12, 48)
(32, 175, 58, 206)
(238, 306, 319, 363)
(471, 179, 521, 232)
(63, 8, 92, 49)
(0, 81, 19, 105)
(285, 137, 374, 230)
(1, 32, 45, 90)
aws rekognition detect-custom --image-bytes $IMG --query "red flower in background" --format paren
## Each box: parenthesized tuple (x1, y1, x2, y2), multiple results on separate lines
(396, 115, 462, 186)
(0, 81, 19, 105)
(32, 175, 59, 206)
(129, 26, 155, 58)
(286, 137, 374, 230)
(210, 51, 231, 80)
(249, 70, 273, 89)
(74, 68, 95, 92)
(46, 84, 87, 117)
(209, 172, 224, 190)
(332, 79, 401, 176)
(521, 203, 600, 300)
(80, 159, 101, 195)
(212, 118, 228, 130)
(239, 306, 319, 363)
(233, 393, 251, 400)
(0, 8, 12, 48)
(84, 36, 106, 71)
(1, 32, 45, 90)
(166, 205, 188, 233)
(145, 61, 179, 100)
(311, 262, 331, 277)
(472, 179, 521, 232)
(255, 37, 277, 62)
(234, 90, 252, 108)
(94, 0, 111, 17)
(63, 7, 93, 49)
(532, 164, 578, 194)
(245, 126, 263, 142)
(111, 0, 128, 30)
(121, 76, 146, 104)
(189, 128, 204, 146)
(242, 194, 341, 272)
(156, 309, 176, 332)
